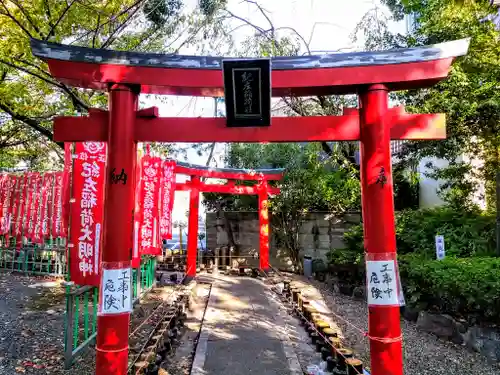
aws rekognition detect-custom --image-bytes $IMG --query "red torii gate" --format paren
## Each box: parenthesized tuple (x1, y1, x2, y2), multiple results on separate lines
(30, 37, 469, 375)
(173, 161, 283, 276)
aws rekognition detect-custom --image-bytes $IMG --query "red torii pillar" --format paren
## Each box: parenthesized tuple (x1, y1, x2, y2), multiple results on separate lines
(31, 37, 469, 375)
(186, 175, 200, 277)
(258, 180, 270, 271)
(175, 165, 283, 276)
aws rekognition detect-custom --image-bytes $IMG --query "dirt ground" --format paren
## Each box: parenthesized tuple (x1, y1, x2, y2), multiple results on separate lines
(0, 271, 210, 375)
(0, 272, 67, 375)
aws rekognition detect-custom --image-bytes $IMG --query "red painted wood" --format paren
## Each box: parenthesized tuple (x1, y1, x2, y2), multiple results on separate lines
(46, 57, 455, 97)
(137, 107, 159, 118)
(174, 165, 283, 181)
(186, 176, 200, 277)
(53, 110, 445, 143)
(359, 85, 403, 375)
(175, 182, 280, 195)
(258, 182, 270, 271)
(95, 85, 137, 375)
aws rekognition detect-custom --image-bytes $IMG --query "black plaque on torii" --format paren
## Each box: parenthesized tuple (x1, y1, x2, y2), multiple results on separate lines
(222, 58, 271, 127)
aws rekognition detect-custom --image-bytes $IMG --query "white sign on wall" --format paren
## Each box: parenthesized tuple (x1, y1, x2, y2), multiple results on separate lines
(435, 235, 445, 260)
(100, 267, 132, 315)
(366, 260, 399, 306)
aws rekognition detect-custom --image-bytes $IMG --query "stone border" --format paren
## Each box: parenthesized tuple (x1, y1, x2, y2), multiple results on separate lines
(189, 283, 214, 375)
(263, 286, 303, 375)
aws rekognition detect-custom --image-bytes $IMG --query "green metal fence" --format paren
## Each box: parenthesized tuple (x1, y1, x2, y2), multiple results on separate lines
(64, 257, 157, 368)
(0, 243, 67, 276)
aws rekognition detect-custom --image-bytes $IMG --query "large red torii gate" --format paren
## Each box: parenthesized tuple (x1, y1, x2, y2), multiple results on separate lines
(30, 37, 469, 375)
(172, 161, 283, 276)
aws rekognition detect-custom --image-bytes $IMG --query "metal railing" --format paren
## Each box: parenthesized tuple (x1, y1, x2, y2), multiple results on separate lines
(0, 242, 67, 276)
(63, 257, 157, 369)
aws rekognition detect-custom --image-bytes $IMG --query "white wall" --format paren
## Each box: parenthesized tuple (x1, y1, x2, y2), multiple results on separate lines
(418, 157, 447, 208)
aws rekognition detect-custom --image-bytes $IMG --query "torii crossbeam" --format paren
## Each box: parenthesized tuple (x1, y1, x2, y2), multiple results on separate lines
(173, 161, 283, 277)
(30, 37, 469, 375)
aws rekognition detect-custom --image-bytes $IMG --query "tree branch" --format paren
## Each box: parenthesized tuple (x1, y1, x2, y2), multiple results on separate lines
(71, 0, 146, 46)
(0, 58, 63, 88)
(275, 26, 311, 54)
(224, 10, 271, 40)
(92, 14, 101, 48)
(0, 102, 61, 148)
(46, 0, 77, 41)
(10, 0, 43, 37)
(101, 3, 142, 49)
(60, 84, 90, 111)
(0, 1, 34, 39)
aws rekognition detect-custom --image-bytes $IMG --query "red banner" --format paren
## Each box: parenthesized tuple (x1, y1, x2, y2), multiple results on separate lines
(4, 176, 16, 236)
(132, 150, 143, 268)
(10, 177, 21, 244)
(0, 175, 16, 240)
(27, 173, 41, 241)
(138, 155, 162, 256)
(40, 173, 54, 241)
(52, 172, 65, 238)
(33, 173, 51, 244)
(69, 142, 107, 286)
(159, 160, 176, 241)
(0, 175, 8, 233)
(14, 175, 27, 247)
(61, 143, 72, 238)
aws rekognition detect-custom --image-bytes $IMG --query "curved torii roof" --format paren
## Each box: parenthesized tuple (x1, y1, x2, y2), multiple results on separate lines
(174, 161, 284, 181)
(30, 38, 469, 97)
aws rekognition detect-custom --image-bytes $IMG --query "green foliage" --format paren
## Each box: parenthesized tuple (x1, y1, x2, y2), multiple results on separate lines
(144, 0, 183, 26)
(327, 206, 499, 321)
(331, 207, 496, 261)
(0, 0, 231, 168)
(311, 258, 327, 274)
(396, 207, 496, 257)
(357, 1, 500, 210)
(393, 163, 419, 210)
(203, 142, 361, 269)
(199, 0, 227, 18)
(399, 255, 500, 324)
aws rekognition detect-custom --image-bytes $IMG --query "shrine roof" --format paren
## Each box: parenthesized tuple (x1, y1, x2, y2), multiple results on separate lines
(31, 38, 469, 97)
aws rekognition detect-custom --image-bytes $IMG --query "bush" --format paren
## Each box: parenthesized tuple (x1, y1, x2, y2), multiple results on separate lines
(329, 207, 496, 259)
(399, 255, 500, 324)
(395, 207, 496, 257)
(325, 206, 499, 323)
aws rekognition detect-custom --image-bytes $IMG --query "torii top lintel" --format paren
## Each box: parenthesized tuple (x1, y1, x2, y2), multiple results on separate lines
(30, 38, 469, 97)
(173, 161, 283, 195)
(174, 161, 284, 181)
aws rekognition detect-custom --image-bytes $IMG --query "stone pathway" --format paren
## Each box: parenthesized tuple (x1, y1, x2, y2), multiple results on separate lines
(191, 274, 302, 375)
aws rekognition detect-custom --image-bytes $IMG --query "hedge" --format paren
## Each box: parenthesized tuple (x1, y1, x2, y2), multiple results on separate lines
(335, 206, 496, 259)
(399, 255, 500, 324)
(326, 207, 499, 323)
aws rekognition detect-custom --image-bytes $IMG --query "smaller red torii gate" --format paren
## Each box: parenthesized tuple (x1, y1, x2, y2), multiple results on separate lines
(173, 162, 283, 277)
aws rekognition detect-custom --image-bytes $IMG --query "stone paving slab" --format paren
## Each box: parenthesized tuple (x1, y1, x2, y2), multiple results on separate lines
(191, 274, 302, 375)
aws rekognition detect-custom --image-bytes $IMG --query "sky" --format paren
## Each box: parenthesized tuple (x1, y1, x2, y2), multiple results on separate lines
(145, 0, 407, 230)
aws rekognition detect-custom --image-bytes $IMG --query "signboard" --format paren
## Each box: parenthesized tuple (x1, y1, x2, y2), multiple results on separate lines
(222, 59, 271, 127)
(99, 267, 132, 315)
(435, 235, 445, 260)
(69, 142, 107, 286)
(366, 260, 399, 306)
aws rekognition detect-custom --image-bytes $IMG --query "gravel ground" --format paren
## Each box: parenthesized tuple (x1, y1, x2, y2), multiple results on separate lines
(0, 271, 193, 375)
(300, 276, 500, 375)
(160, 282, 211, 375)
(0, 272, 67, 375)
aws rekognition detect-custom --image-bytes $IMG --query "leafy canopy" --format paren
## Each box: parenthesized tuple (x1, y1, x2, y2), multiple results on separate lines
(355, 0, 500, 209)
